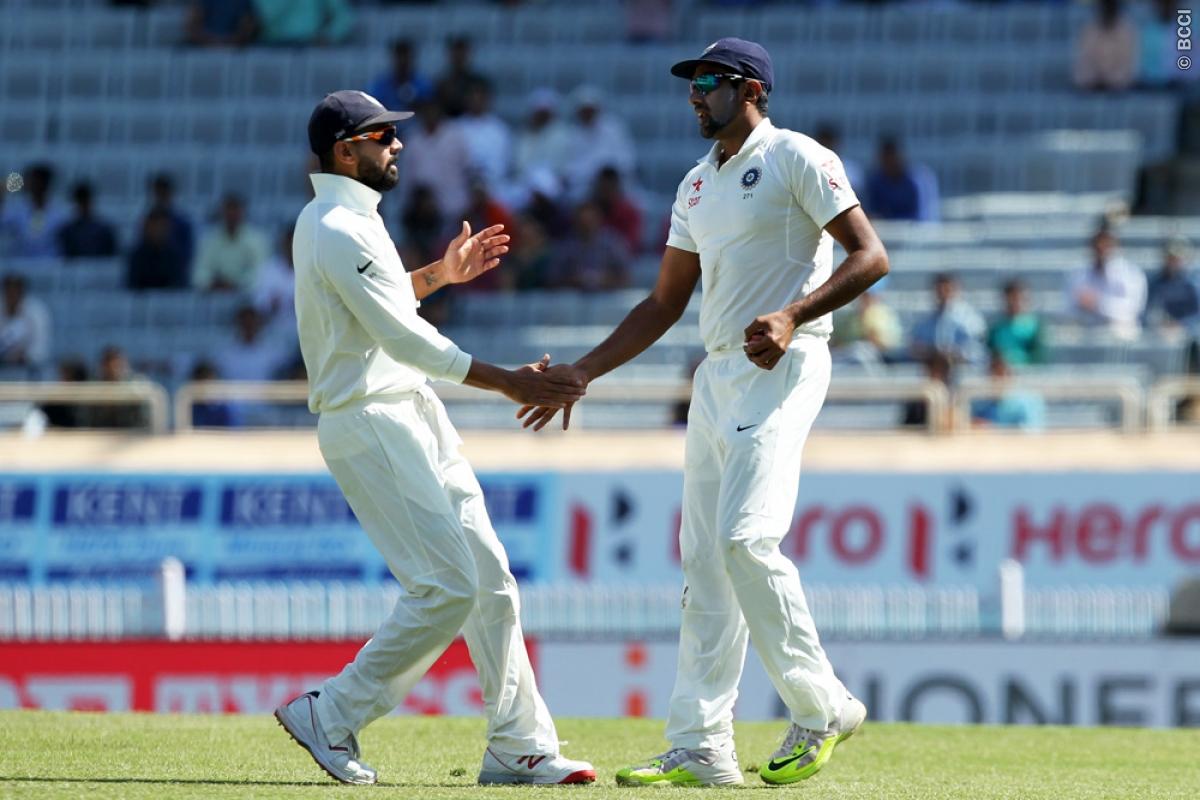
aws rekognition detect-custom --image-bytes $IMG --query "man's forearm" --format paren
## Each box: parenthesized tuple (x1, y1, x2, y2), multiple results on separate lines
(411, 260, 447, 301)
(576, 296, 682, 382)
(463, 359, 511, 396)
(785, 248, 888, 328)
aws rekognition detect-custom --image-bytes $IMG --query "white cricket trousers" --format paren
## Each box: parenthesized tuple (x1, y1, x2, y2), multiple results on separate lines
(666, 337, 848, 752)
(311, 385, 558, 755)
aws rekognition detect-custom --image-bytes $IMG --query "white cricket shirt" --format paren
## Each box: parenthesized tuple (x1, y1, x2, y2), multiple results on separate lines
(666, 119, 860, 352)
(293, 173, 472, 413)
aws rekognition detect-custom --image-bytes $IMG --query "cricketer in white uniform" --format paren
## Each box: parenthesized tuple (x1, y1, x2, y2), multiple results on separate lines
(274, 90, 595, 787)
(519, 39, 890, 787)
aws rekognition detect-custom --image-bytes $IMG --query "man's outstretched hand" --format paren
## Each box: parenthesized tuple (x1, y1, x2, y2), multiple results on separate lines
(442, 221, 510, 286)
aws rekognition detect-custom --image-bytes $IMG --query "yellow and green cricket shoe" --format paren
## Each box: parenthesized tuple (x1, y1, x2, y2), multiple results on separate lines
(759, 696, 867, 785)
(616, 747, 744, 787)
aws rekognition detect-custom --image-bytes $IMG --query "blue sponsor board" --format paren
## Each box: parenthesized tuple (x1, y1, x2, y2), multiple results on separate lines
(45, 479, 207, 582)
(213, 479, 379, 582)
(0, 482, 38, 580)
(2, 473, 558, 586)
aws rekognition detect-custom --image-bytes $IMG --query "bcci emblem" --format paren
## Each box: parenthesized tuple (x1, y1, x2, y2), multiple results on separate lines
(740, 167, 761, 190)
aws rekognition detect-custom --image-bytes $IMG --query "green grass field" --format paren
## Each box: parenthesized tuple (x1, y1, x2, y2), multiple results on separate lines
(3, 711, 1198, 799)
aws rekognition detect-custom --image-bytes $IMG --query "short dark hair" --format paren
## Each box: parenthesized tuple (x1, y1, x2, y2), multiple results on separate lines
(318, 148, 336, 173)
(755, 93, 768, 114)
(72, 181, 94, 204)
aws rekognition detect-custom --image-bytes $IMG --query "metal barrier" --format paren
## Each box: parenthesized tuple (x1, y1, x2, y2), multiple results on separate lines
(0, 581, 1168, 641)
(954, 375, 1146, 433)
(0, 376, 1193, 434)
(1147, 377, 1200, 430)
(0, 380, 169, 434)
(173, 377, 951, 433)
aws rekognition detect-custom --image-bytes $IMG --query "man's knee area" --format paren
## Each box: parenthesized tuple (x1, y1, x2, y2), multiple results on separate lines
(720, 533, 779, 569)
(438, 563, 480, 606)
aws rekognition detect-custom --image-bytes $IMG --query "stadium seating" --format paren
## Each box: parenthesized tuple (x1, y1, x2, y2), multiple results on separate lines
(1, 1, 1197, 431)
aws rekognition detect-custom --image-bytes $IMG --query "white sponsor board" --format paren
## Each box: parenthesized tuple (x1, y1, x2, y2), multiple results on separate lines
(538, 639, 1200, 728)
(555, 471, 1200, 588)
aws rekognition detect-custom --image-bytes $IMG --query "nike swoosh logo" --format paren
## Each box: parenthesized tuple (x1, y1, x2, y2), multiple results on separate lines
(766, 749, 811, 771)
(736, 424, 758, 432)
(356, 260, 373, 274)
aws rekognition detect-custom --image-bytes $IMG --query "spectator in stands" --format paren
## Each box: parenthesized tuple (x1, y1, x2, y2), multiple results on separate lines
(0, 274, 52, 378)
(507, 215, 555, 290)
(521, 168, 571, 240)
(865, 137, 937, 222)
(188, 360, 235, 428)
(1139, 0, 1180, 89)
(1073, 0, 1137, 92)
(214, 305, 290, 381)
(41, 358, 90, 429)
(253, 0, 354, 45)
(400, 184, 446, 267)
(127, 208, 190, 290)
(626, 0, 673, 43)
(192, 193, 268, 292)
(971, 351, 1046, 431)
(185, 0, 259, 47)
(58, 182, 118, 259)
(461, 182, 515, 292)
(367, 38, 433, 113)
(1067, 228, 1147, 337)
(400, 99, 472, 223)
(549, 201, 630, 290)
(435, 35, 486, 118)
(911, 272, 987, 368)
(831, 290, 902, 367)
(146, 173, 195, 270)
(457, 79, 513, 194)
(902, 351, 952, 430)
(513, 89, 571, 193)
(0, 164, 69, 259)
(970, 352, 1042, 429)
(591, 166, 643, 256)
(813, 122, 864, 194)
(561, 86, 636, 202)
(253, 224, 296, 323)
(1145, 238, 1200, 329)
(987, 279, 1046, 366)
(90, 346, 148, 429)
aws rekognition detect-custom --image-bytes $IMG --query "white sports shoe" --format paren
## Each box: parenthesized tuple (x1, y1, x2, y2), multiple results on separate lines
(477, 747, 597, 785)
(274, 691, 378, 785)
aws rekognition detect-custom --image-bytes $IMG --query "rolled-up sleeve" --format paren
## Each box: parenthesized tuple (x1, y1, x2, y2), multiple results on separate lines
(320, 227, 472, 384)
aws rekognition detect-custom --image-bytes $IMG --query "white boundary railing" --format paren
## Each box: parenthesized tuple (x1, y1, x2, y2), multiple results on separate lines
(0, 574, 1168, 642)
(0, 380, 169, 434)
(0, 376, 1195, 434)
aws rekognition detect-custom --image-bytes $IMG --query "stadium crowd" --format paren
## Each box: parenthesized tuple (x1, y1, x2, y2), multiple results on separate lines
(1, 1, 1199, 430)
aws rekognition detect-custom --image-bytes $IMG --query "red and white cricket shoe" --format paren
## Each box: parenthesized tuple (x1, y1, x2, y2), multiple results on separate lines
(477, 747, 596, 785)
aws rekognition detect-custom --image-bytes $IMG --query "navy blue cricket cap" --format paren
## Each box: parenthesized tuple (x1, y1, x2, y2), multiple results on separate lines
(670, 38, 774, 93)
(307, 90, 414, 156)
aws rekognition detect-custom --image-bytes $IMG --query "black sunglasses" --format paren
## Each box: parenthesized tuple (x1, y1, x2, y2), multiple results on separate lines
(690, 73, 746, 95)
(342, 126, 398, 147)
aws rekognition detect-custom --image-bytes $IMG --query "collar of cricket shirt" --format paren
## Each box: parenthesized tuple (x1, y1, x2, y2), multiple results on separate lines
(309, 172, 383, 214)
(698, 117, 775, 168)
